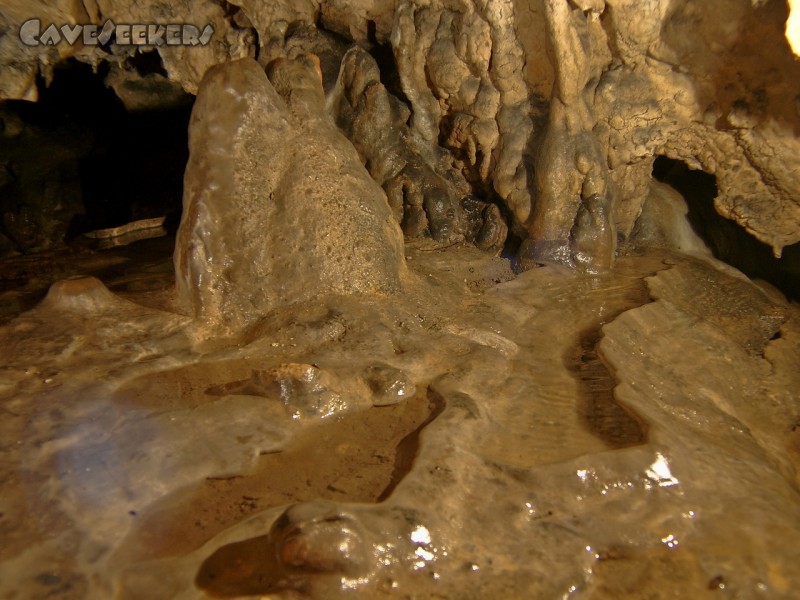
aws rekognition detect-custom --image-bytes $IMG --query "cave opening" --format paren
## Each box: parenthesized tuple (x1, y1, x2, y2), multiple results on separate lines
(652, 155, 800, 301)
(0, 57, 192, 255)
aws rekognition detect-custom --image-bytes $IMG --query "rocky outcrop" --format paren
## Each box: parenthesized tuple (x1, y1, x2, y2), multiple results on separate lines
(389, 0, 533, 228)
(521, 0, 615, 269)
(0, 0, 254, 100)
(518, 0, 800, 263)
(330, 46, 468, 243)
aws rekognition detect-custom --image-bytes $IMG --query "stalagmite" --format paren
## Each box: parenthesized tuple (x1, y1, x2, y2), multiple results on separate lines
(174, 57, 406, 332)
(522, 0, 615, 269)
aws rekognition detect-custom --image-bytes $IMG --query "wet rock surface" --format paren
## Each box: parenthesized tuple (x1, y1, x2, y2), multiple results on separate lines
(1, 0, 800, 598)
(1, 237, 800, 599)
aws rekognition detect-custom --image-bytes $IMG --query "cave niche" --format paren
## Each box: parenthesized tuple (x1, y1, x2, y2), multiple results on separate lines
(0, 57, 191, 254)
(652, 155, 800, 301)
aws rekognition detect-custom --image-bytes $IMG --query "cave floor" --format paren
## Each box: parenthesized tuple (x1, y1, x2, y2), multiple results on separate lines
(1, 239, 799, 599)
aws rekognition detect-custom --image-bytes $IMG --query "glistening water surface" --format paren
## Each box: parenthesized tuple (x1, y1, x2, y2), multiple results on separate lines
(0, 242, 798, 599)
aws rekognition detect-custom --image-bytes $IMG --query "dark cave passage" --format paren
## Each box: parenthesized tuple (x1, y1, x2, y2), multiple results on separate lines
(0, 57, 192, 254)
(652, 155, 800, 301)
(0, 56, 191, 319)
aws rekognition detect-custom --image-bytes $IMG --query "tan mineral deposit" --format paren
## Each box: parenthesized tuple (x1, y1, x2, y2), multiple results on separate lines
(1, 0, 799, 598)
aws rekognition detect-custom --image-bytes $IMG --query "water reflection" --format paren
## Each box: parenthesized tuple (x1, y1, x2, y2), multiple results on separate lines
(645, 453, 679, 489)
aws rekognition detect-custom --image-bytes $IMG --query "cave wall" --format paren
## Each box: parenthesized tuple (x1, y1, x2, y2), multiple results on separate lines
(592, 0, 800, 257)
(1, 0, 799, 259)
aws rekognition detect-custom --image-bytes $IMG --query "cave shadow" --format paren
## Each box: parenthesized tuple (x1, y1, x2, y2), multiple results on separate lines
(653, 155, 800, 301)
(0, 57, 191, 249)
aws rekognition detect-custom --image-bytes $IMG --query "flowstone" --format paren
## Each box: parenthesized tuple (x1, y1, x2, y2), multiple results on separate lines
(1, 1, 800, 598)
(2, 222, 800, 600)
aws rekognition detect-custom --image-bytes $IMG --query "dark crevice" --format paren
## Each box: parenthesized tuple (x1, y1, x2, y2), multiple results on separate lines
(377, 388, 446, 502)
(248, 20, 261, 64)
(127, 49, 169, 78)
(502, 228, 524, 264)
(565, 280, 651, 449)
(366, 20, 412, 113)
(653, 155, 800, 301)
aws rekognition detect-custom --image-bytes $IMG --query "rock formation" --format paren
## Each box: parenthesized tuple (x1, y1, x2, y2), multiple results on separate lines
(1, 1, 800, 599)
(329, 46, 508, 252)
(3, 0, 800, 265)
(174, 55, 405, 332)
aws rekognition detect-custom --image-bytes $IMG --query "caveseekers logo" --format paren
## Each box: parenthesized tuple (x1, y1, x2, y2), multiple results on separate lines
(20, 19, 215, 47)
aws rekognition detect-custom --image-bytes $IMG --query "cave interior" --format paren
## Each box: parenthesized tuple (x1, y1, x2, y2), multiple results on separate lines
(1, 1, 800, 598)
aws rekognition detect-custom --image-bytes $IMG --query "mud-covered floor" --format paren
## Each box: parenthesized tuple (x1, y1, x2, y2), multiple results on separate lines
(1, 235, 799, 599)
